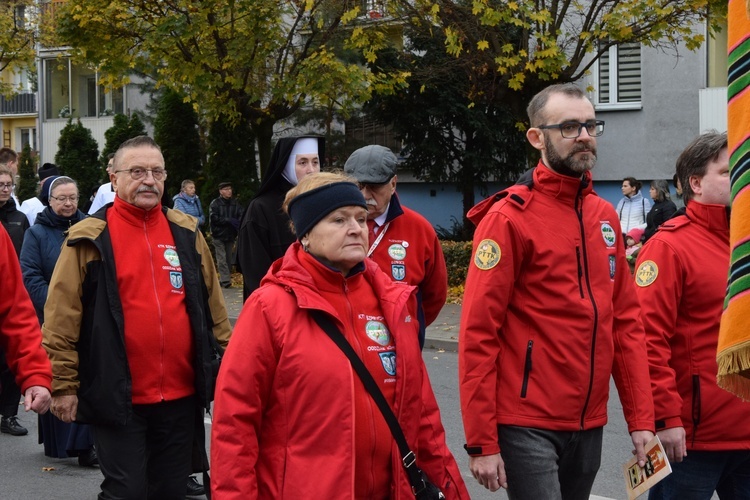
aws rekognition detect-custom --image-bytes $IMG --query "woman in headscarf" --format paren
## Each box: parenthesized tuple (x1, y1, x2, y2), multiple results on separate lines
(19, 176, 97, 466)
(236, 136, 323, 300)
(211, 172, 468, 499)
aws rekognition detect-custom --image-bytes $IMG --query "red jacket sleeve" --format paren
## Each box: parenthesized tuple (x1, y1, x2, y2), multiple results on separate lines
(609, 231, 656, 433)
(0, 227, 52, 394)
(210, 295, 278, 499)
(633, 238, 685, 430)
(459, 210, 522, 455)
(420, 232, 448, 326)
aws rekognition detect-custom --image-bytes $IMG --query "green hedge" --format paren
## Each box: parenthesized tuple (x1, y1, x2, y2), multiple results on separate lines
(441, 240, 472, 288)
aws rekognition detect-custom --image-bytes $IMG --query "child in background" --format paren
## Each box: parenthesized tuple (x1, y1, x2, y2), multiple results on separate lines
(625, 227, 645, 273)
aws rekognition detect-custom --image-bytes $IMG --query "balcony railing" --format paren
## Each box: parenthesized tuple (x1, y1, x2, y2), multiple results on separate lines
(0, 93, 37, 115)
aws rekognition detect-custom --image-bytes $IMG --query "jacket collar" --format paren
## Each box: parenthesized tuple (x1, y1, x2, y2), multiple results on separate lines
(111, 196, 163, 227)
(685, 201, 730, 234)
(533, 161, 593, 205)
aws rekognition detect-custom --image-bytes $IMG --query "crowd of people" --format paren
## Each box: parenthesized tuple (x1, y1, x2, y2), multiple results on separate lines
(0, 81, 746, 500)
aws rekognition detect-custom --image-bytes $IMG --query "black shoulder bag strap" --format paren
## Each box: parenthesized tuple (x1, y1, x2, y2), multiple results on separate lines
(310, 310, 438, 498)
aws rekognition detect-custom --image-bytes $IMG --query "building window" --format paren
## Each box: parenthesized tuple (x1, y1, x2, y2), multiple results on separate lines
(595, 42, 641, 109)
(20, 128, 37, 151)
(43, 58, 125, 119)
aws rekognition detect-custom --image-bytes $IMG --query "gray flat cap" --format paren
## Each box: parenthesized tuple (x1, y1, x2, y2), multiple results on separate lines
(344, 145, 398, 184)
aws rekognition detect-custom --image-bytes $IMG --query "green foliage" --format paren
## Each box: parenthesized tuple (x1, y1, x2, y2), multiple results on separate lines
(367, 25, 527, 236)
(441, 240, 472, 288)
(0, 0, 36, 97)
(402, 0, 727, 119)
(204, 115, 257, 206)
(55, 0, 408, 173)
(153, 88, 203, 200)
(16, 144, 37, 202)
(99, 113, 148, 167)
(55, 119, 100, 201)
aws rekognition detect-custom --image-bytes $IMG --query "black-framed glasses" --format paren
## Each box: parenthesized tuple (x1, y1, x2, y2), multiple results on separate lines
(537, 120, 605, 139)
(114, 168, 167, 181)
(50, 195, 79, 203)
(0, 183, 14, 190)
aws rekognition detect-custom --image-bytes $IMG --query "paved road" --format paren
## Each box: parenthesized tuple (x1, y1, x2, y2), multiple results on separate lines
(0, 346, 642, 499)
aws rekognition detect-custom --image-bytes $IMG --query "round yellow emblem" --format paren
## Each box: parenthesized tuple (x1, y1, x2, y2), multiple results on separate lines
(635, 260, 659, 287)
(474, 239, 501, 270)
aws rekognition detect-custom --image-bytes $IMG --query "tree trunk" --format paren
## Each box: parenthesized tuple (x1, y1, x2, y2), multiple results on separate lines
(253, 119, 275, 178)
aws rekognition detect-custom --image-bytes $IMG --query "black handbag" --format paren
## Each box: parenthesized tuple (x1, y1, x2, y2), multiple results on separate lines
(311, 310, 445, 499)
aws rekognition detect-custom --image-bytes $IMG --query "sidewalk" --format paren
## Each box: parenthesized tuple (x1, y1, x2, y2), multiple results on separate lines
(221, 286, 461, 351)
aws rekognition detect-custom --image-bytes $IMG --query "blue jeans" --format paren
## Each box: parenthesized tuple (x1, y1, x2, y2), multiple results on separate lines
(648, 450, 750, 500)
(498, 425, 603, 500)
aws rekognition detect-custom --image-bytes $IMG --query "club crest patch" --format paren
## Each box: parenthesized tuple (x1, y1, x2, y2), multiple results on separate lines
(388, 244, 406, 260)
(170, 271, 183, 289)
(366, 321, 391, 346)
(635, 260, 658, 287)
(391, 264, 405, 281)
(601, 223, 616, 247)
(608, 255, 616, 279)
(474, 239, 501, 270)
(164, 249, 180, 267)
(379, 352, 397, 376)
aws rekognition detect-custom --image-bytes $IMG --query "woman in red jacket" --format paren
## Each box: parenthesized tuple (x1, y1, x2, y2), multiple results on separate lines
(211, 172, 468, 499)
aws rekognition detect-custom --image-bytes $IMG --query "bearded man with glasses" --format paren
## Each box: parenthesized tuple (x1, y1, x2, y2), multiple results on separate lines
(42, 136, 231, 499)
(459, 83, 655, 499)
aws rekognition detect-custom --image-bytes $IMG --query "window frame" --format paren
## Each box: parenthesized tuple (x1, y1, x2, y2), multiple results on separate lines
(592, 42, 643, 111)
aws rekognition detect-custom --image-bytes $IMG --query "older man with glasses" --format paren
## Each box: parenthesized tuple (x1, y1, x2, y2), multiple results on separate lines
(42, 136, 231, 499)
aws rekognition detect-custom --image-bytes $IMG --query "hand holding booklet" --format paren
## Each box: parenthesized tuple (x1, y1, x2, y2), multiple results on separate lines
(622, 435, 672, 499)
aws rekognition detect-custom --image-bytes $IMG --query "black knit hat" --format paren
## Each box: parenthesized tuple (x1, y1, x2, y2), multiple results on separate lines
(288, 182, 367, 240)
(38, 163, 59, 180)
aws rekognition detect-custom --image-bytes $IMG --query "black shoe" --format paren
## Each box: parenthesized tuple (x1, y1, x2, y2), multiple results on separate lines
(78, 447, 99, 467)
(186, 476, 205, 497)
(0, 416, 28, 436)
(221, 282, 232, 288)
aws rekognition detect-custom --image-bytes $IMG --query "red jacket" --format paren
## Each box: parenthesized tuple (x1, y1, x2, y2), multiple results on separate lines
(459, 163, 654, 456)
(368, 195, 447, 331)
(211, 243, 468, 499)
(634, 202, 749, 450)
(0, 226, 52, 394)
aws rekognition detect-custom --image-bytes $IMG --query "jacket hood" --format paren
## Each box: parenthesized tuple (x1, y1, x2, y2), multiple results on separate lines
(255, 136, 326, 198)
(260, 242, 415, 319)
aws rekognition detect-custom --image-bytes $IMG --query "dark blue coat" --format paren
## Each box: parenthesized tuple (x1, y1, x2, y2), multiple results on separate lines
(20, 206, 85, 323)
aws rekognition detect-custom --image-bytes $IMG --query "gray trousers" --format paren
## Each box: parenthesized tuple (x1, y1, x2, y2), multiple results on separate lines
(498, 425, 603, 500)
(212, 238, 235, 285)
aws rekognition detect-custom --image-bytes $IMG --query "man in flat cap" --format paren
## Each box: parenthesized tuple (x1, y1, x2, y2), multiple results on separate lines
(209, 181, 243, 288)
(20, 162, 60, 226)
(344, 145, 447, 349)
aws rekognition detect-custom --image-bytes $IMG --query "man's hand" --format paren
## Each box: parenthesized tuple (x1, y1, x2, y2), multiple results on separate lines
(656, 427, 687, 463)
(630, 430, 655, 467)
(51, 395, 78, 423)
(23, 386, 51, 414)
(469, 453, 508, 492)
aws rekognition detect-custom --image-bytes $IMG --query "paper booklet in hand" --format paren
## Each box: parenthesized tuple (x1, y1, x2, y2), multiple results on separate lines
(622, 434, 672, 500)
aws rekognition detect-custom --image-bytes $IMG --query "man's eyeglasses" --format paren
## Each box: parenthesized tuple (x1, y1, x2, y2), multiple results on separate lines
(0, 183, 14, 190)
(50, 195, 79, 203)
(358, 181, 391, 192)
(114, 168, 167, 181)
(537, 120, 605, 139)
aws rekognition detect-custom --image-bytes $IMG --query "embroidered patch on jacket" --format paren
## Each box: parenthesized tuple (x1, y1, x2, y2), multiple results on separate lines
(379, 351, 397, 376)
(391, 264, 405, 281)
(164, 248, 180, 267)
(608, 255, 616, 279)
(635, 260, 658, 287)
(366, 321, 391, 346)
(170, 271, 183, 289)
(601, 223, 616, 247)
(388, 243, 406, 260)
(474, 239, 501, 270)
